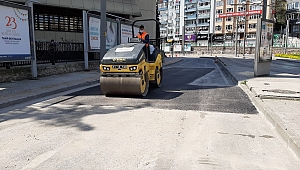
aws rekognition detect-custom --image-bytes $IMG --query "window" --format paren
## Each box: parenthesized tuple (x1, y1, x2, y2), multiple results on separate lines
(238, 7, 246, 11)
(215, 26, 222, 31)
(226, 8, 233, 13)
(249, 23, 257, 29)
(247, 34, 256, 39)
(34, 13, 83, 32)
(250, 5, 262, 10)
(226, 17, 233, 22)
(216, 1, 223, 7)
(292, 25, 300, 32)
(216, 9, 223, 14)
(216, 18, 222, 22)
(239, 24, 245, 29)
(249, 14, 261, 19)
(226, 25, 233, 30)
(227, 0, 234, 5)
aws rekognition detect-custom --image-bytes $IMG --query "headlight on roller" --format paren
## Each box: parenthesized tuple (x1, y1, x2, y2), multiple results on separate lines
(129, 66, 137, 71)
(102, 66, 110, 71)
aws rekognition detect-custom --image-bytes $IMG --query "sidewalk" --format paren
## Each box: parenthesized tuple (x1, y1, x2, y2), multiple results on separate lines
(214, 54, 300, 159)
(0, 57, 182, 109)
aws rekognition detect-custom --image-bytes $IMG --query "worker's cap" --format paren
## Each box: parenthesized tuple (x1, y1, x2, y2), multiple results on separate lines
(139, 25, 144, 29)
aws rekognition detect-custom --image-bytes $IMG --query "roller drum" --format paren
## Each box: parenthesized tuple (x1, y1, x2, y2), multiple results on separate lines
(100, 74, 149, 96)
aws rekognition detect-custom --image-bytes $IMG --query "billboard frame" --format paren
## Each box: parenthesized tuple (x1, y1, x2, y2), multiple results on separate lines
(0, 0, 33, 62)
(86, 13, 119, 52)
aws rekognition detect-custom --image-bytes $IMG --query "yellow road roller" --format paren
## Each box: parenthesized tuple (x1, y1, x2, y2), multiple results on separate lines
(100, 19, 164, 97)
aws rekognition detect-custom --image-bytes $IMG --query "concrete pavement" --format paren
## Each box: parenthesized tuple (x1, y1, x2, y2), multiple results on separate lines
(0, 57, 182, 110)
(213, 54, 300, 159)
(1, 54, 299, 159)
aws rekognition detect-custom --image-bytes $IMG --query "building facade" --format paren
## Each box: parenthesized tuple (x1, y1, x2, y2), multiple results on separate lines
(158, 0, 213, 48)
(158, 0, 277, 48)
(286, 0, 300, 38)
(7, 0, 156, 42)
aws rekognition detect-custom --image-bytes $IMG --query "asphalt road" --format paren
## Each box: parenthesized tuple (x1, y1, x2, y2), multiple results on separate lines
(0, 57, 299, 169)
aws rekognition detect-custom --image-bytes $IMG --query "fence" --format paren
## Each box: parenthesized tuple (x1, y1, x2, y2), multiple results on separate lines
(0, 41, 100, 68)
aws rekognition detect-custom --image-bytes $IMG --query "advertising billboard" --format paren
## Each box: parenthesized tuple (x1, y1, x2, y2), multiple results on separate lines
(88, 15, 118, 51)
(0, 4, 31, 61)
(218, 10, 262, 18)
(259, 21, 273, 61)
(184, 34, 196, 41)
(121, 24, 139, 44)
(174, 45, 182, 51)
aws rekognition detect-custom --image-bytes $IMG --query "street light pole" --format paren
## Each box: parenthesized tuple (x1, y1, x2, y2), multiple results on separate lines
(235, 17, 238, 57)
(243, 2, 247, 58)
(26, 0, 40, 79)
(207, 20, 210, 54)
(100, 0, 107, 62)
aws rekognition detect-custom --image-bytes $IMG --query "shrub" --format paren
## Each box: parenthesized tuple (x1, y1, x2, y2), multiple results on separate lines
(274, 54, 300, 60)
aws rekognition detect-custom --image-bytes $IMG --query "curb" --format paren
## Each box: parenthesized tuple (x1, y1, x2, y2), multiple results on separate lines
(217, 56, 300, 159)
(214, 57, 238, 85)
(240, 83, 300, 159)
(0, 80, 99, 110)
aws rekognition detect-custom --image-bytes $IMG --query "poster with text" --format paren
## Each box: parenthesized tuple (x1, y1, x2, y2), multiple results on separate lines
(0, 4, 31, 61)
(88, 16, 118, 50)
(121, 24, 139, 44)
(259, 21, 273, 61)
(174, 45, 182, 52)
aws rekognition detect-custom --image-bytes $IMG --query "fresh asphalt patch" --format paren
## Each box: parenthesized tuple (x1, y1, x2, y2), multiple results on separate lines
(60, 58, 257, 114)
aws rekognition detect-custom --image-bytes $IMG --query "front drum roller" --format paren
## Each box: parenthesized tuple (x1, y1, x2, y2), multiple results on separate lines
(100, 71, 149, 97)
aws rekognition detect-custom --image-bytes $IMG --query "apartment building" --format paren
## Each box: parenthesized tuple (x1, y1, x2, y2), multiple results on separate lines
(287, 0, 300, 38)
(158, 0, 213, 47)
(215, 0, 264, 46)
(158, 0, 269, 48)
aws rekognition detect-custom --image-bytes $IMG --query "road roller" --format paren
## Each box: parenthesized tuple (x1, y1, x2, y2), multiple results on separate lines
(100, 19, 164, 97)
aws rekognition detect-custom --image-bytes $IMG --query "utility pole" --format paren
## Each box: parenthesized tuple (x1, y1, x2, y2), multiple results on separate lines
(100, 0, 107, 62)
(26, 0, 38, 79)
(207, 20, 210, 54)
(235, 18, 238, 57)
(243, 2, 247, 59)
(284, 19, 289, 54)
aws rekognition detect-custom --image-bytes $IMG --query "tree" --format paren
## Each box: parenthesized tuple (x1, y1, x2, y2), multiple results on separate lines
(274, 0, 287, 31)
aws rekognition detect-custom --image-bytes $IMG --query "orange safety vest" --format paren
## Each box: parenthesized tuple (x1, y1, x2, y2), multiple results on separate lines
(137, 31, 149, 47)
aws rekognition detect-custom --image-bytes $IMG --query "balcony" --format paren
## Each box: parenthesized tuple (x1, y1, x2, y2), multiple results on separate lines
(160, 33, 167, 37)
(185, 0, 197, 5)
(160, 27, 167, 31)
(197, 5, 211, 10)
(197, 23, 209, 27)
(185, 14, 197, 20)
(160, 21, 167, 25)
(158, 7, 168, 11)
(185, 24, 197, 28)
(197, 14, 210, 19)
(185, 7, 197, 13)
(238, 28, 245, 33)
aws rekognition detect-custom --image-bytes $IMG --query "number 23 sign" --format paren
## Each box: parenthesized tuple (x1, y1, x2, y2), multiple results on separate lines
(0, 3, 31, 61)
(5, 16, 17, 29)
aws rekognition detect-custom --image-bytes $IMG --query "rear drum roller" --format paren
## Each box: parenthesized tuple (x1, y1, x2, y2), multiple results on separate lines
(140, 71, 149, 96)
(153, 67, 163, 88)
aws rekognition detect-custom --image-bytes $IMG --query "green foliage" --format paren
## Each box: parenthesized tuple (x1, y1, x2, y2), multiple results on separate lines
(274, 0, 287, 26)
(275, 54, 300, 60)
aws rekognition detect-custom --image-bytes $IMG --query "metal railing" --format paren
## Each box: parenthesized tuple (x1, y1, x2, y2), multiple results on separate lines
(0, 41, 94, 68)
